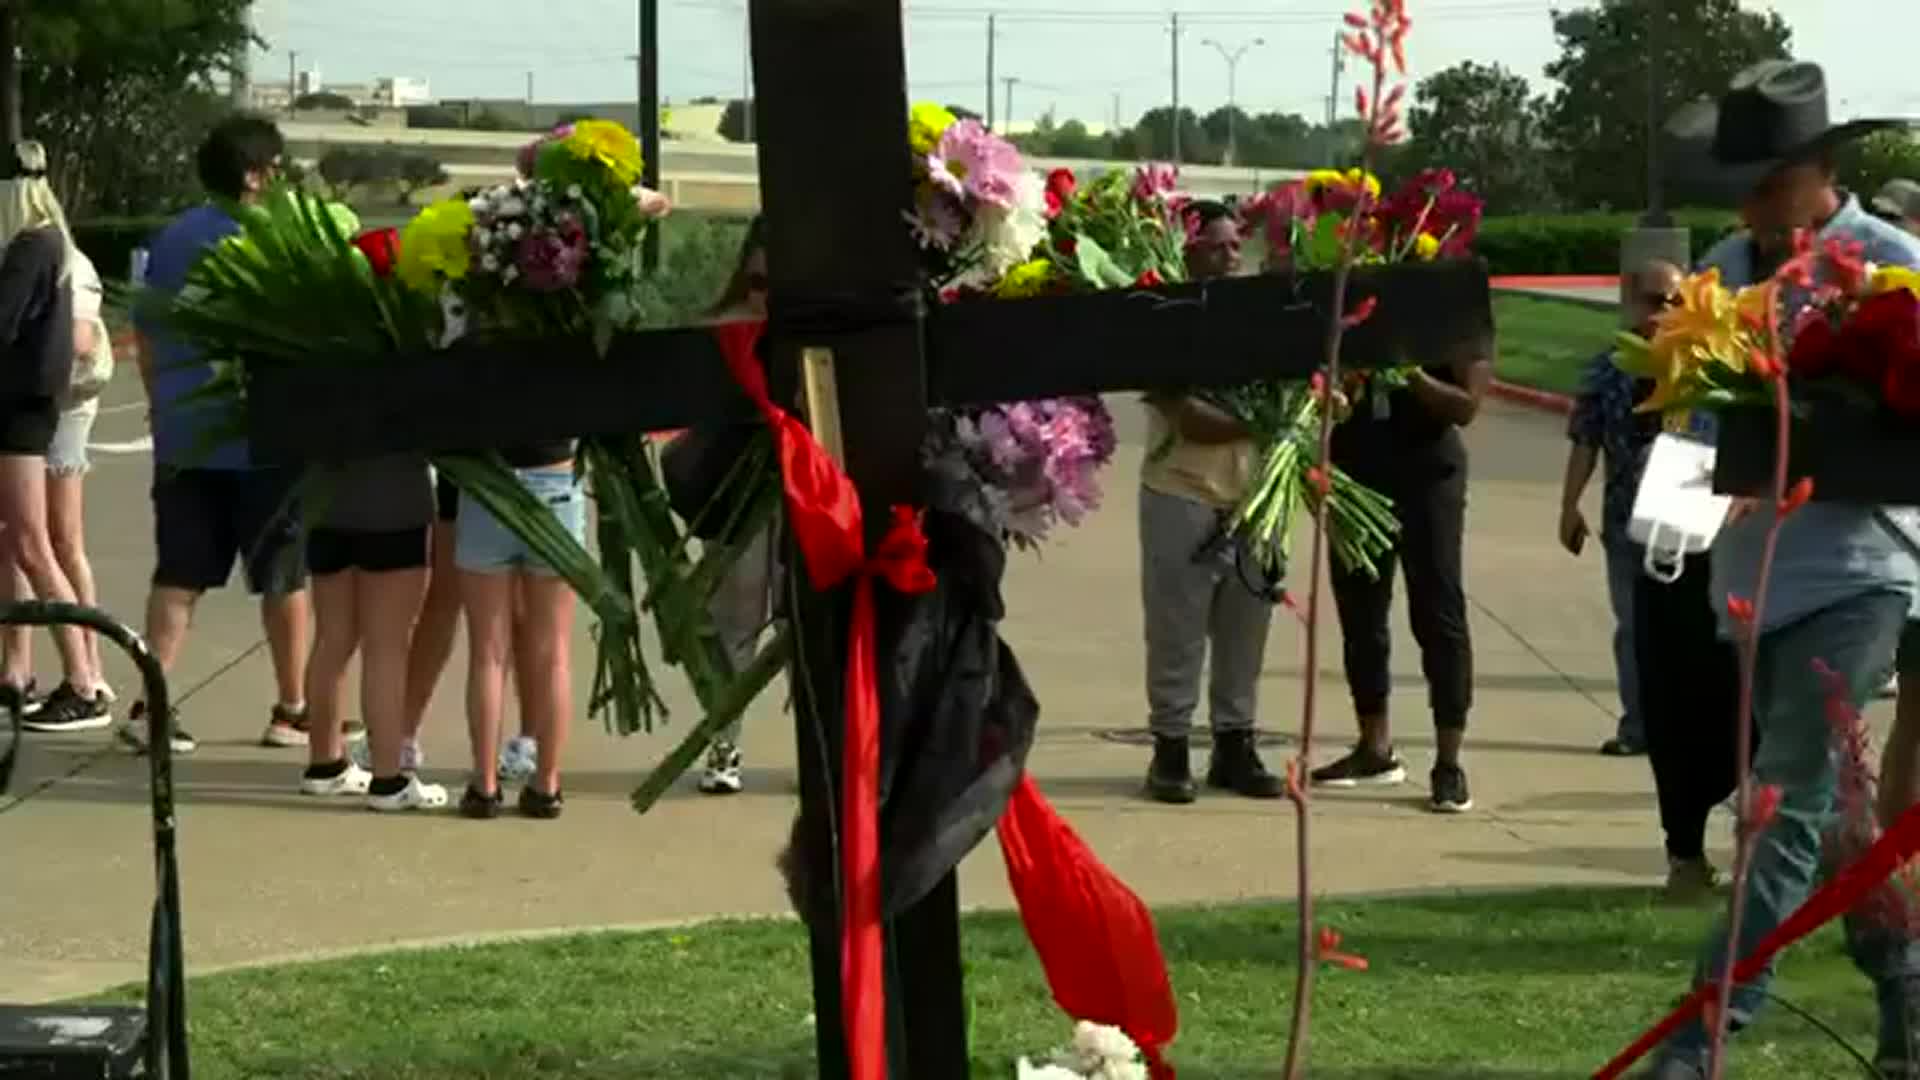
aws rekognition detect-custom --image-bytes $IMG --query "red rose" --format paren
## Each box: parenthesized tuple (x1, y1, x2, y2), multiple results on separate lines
(1044, 168, 1077, 218)
(353, 227, 401, 277)
(1880, 290, 1920, 418)
(1832, 289, 1918, 386)
(1135, 269, 1164, 288)
(1785, 311, 1840, 379)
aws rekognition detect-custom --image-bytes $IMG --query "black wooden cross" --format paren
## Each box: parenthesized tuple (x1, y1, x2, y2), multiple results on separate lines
(247, 3, 1491, 1076)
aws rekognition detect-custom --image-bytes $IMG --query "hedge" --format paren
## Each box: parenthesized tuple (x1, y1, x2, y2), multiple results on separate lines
(1475, 210, 1739, 276)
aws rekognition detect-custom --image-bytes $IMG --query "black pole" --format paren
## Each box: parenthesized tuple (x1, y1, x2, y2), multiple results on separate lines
(0, 2, 21, 153)
(638, 0, 661, 272)
(1642, 0, 1670, 226)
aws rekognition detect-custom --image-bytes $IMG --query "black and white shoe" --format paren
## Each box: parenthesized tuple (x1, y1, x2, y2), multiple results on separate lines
(1429, 764, 1473, 814)
(0, 679, 45, 719)
(115, 701, 198, 756)
(23, 682, 111, 734)
(1310, 745, 1407, 787)
(698, 740, 743, 795)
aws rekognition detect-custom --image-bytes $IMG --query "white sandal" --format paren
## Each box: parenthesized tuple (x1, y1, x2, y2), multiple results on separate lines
(366, 776, 450, 813)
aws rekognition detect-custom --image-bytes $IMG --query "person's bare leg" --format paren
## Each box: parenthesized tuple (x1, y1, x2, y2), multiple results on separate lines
(304, 571, 358, 769)
(461, 570, 514, 798)
(0, 456, 94, 688)
(145, 586, 198, 674)
(513, 571, 575, 797)
(47, 472, 100, 685)
(402, 523, 460, 739)
(1880, 683, 1920, 830)
(263, 588, 311, 713)
(1, 561, 30, 688)
(360, 566, 428, 778)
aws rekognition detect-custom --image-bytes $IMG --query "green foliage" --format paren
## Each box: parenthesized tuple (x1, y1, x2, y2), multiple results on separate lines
(1474, 210, 1738, 275)
(404, 105, 465, 130)
(1541, 0, 1792, 211)
(293, 91, 356, 111)
(22, 0, 250, 217)
(72, 217, 167, 281)
(630, 214, 755, 326)
(1404, 61, 1557, 214)
(465, 108, 518, 132)
(315, 147, 449, 205)
(718, 98, 756, 143)
(1836, 131, 1920, 204)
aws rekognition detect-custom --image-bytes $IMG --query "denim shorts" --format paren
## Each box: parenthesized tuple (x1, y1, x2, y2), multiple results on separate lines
(453, 465, 587, 576)
(47, 399, 98, 476)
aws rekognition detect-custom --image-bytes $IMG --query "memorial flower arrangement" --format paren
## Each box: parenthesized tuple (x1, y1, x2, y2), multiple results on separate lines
(1616, 243, 1920, 421)
(908, 102, 1121, 548)
(1015, 1022, 1149, 1080)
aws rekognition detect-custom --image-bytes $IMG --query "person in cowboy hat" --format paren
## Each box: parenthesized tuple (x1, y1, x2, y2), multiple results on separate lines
(1874, 177, 1920, 236)
(1640, 60, 1920, 1079)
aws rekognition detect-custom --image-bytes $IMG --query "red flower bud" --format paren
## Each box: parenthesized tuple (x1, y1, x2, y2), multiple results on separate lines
(1343, 295, 1379, 327)
(1383, 85, 1406, 113)
(1750, 352, 1780, 381)
(1344, 11, 1368, 28)
(1746, 784, 1783, 832)
(1355, 85, 1370, 118)
(1305, 466, 1332, 496)
(1726, 594, 1756, 625)
(1779, 477, 1815, 517)
(1317, 926, 1370, 971)
(352, 227, 402, 277)
(1136, 268, 1165, 288)
(1391, 37, 1407, 74)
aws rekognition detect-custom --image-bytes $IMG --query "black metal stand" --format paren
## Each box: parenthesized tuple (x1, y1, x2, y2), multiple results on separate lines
(0, 601, 188, 1080)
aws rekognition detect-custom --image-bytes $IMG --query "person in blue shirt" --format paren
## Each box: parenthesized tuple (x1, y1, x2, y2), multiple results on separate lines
(119, 115, 312, 757)
(1644, 61, 1920, 1080)
(1560, 260, 1682, 758)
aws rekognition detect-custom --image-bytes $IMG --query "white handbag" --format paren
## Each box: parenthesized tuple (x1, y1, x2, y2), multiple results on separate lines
(1628, 433, 1732, 584)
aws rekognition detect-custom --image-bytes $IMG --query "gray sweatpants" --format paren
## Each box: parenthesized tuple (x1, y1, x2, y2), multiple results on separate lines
(707, 525, 775, 744)
(1139, 485, 1276, 738)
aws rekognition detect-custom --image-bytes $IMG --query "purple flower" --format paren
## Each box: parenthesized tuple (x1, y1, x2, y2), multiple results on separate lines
(928, 119, 1024, 209)
(514, 220, 589, 291)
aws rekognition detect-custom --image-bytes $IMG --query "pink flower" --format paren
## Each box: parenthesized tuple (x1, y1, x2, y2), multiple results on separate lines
(633, 186, 672, 219)
(927, 119, 1024, 209)
(514, 220, 590, 291)
(1132, 163, 1178, 204)
(516, 123, 576, 179)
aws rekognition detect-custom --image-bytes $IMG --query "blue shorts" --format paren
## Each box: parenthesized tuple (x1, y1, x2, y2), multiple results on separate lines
(453, 465, 587, 576)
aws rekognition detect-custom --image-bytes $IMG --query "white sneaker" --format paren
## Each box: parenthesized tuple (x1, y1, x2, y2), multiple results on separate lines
(498, 735, 538, 783)
(300, 762, 373, 797)
(366, 775, 450, 813)
(401, 739, 424, 773)
(1884, 674, 1902, 699)
(698, 741, 743, 795)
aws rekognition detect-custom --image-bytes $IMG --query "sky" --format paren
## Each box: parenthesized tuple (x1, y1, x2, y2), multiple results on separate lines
(255, 0, 1920, 129)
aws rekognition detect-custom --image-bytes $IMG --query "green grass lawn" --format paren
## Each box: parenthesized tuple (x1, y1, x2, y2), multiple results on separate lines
(1493, 293, 1621, 398)
(97, 888, 1884, 1079)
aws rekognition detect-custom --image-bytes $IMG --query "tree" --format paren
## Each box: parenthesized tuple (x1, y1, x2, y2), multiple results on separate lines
(465, 108, 517, 132)
(317, 147, 380, 201)
(946, 104, 980, 123)
(1541, 0, 1791, 211)
(719, 98, 757, 142)
(17, 0, 252, 215)
(406, 104, 464, 130)
(1120, 107, 1218, 165)
(1405, 61, 1555, 213)
(1836, 130, 1920, 202)
(294, 90, 356, 111)
(395, 152, 448, 205)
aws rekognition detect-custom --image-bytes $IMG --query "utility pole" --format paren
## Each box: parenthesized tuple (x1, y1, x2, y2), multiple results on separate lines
(1203, 36, 1263, 166)
(1621, 0, 1688, 329)
(526, 70, 535, 130)
(1642, 0, 1668, 225)
(1112, 91, 1121, 132)
(635, 0, 661, 272)
(741, 10, 753, 142)
(1001, 76, 1019, 131)
(288, 49, 299, 109)
(985, 14, 996, 129)
(231, 1, 253, 108)
(1169, 13, 1182, 164)
(1324, 29, 1345, 161)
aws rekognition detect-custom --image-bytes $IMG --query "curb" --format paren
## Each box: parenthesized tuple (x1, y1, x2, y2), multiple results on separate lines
(1489, 273, 1618, 290)
(1490, 379, 1573, 415)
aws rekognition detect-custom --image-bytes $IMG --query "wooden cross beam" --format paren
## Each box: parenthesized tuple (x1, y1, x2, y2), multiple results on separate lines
(242, 3, 1492, 1077)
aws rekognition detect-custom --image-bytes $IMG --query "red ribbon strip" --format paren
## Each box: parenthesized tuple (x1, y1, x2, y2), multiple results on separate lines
(1595, 801, 1920, 1078)
(998, 773, 1181, 1079)
(714, 320, 934, 1080)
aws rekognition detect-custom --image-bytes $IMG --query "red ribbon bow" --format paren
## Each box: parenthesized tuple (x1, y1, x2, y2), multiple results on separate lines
(714, 320, 935, 1080)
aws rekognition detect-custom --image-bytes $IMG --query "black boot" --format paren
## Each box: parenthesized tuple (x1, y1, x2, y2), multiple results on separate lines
(1207, 730, 1285, 799)
(1145, 736, 1198, 804)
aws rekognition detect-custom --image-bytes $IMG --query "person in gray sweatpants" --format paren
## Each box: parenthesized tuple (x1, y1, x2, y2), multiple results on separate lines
(1139, 200, 1283, 804)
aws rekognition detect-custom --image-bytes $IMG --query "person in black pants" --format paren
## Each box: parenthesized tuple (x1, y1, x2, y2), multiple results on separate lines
(1635, 550, 1744, 900)
(1311, 333, 1493, 814)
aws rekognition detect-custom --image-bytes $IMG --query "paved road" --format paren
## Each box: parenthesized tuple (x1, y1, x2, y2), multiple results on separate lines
(2, 381, 1875, 1002)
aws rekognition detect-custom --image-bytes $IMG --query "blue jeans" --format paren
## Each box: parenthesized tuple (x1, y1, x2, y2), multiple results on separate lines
(1604, 536, 1644, 744)
(453, 466, 587, 576)
(1660, 589, 1920, 1070)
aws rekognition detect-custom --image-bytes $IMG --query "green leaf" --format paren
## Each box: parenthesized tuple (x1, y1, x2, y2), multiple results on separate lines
(1072, 233, 1137, 290)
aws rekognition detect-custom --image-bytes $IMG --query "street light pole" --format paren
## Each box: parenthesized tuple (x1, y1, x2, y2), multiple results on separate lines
(1203, 36, 1264, 166)
(1642, 0, 1668, 226)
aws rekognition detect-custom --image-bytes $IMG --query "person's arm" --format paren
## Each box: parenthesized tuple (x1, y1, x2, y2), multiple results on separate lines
(72, 316, 99, 359)
(1406, 332, 1494, 427)
(0, 230, 58, 348)
(1147, 394, 1248, 444)
(1558, 444, 1597, 555)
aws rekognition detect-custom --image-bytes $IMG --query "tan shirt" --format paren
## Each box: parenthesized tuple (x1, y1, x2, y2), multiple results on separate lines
(1139, 398, 1255, 509)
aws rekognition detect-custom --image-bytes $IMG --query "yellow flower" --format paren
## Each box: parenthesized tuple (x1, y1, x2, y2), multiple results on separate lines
(1872, 265, 1920, 297)
(1303, 168, 1381, 201)
(562, 119, 644, 186)
(1414, 233, 1441, 260)
(909, 102, 957, 155)
(995, 259, 1053, 299)
(397, 198, 474, 293)
(1629, 269, 1762, 412)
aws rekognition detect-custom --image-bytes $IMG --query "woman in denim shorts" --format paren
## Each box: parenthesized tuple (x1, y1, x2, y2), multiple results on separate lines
(454, 441, 585, 820)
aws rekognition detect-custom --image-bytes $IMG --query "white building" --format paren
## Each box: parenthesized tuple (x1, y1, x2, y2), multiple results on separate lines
(373, 77, 432, 107)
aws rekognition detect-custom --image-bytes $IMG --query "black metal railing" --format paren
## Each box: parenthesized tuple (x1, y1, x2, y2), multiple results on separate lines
(0, 601, 189, 1079)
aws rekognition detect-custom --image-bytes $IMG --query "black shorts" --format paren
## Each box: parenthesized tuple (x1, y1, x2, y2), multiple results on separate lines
(435, 473, 458, 522)
(1901, 621, 1920, 679)
(307, 527, 429, 575)
(152, 465, 307, 595)
(0, 395, 58, 456)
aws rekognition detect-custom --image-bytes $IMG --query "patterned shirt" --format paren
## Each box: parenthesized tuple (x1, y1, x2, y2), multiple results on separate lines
(1567, 349, 1654, 543)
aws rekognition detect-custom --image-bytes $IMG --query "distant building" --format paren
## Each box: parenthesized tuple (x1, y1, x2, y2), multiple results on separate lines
(373, 77, 432, 107)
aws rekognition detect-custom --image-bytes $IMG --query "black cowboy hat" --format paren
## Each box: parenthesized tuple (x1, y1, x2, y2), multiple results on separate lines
(1664, 60, 1910, 206)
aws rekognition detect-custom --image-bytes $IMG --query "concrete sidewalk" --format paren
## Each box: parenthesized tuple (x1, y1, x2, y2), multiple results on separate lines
(0, 389, 1837, 1003)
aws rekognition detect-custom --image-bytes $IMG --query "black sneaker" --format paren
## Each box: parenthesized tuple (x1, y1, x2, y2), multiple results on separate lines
(1206, 730, 1284, 799)
(1429, 763, 1473, 814)
(459, 785, 503, 820)
(1145, 736, 1197, 804)
(0, 679, 45, 718)
(1310, 745, 1407, 787)
(518, 784, 564, 820)
(116, 701, 198, 756)
(23, 682, 111, 733)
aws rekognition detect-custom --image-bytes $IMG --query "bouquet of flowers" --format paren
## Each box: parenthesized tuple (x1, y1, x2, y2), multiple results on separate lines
(1191, 168, 1483, 578)
(907, 103, 1122, 549)
(1016, 1022, 1148, 1080)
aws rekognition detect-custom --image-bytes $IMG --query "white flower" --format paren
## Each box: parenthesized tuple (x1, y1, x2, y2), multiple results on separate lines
(1016, 1062, 1083, 1080)
(480, 253, 500, 272)
(1016, 1022, 1146, 1080)
(1070, 1022, 1142, 1066)
(506, 223, 525, 240)
(501, 264, 519, 283)
(467, 197, 487, 213)
(567, 183, 583, 200)
(474, 227, 494, 250)
(499, 196, 527, 217)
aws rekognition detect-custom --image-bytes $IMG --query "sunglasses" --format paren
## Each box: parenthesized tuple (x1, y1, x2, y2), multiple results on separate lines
(1640, 291, 1679, 309)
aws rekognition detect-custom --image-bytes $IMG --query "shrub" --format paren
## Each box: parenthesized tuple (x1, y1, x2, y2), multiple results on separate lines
(1474, 210, 1740, 276)
(73, 218, 170, 282)
(633, 214, 755, 325)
